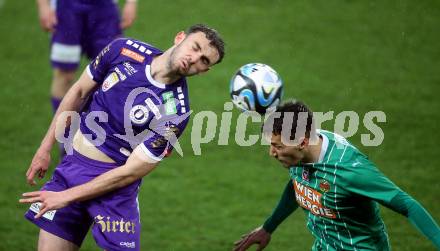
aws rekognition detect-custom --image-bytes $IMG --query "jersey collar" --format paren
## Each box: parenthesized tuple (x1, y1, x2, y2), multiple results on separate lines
(145, 65, 166, 89)
(317, 130, 329, 163)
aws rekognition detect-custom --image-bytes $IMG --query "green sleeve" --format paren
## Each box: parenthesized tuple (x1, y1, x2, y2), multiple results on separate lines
(345, 158, 440, 247)
(262, 180, 298, 233)
(381, 190, 440, 248)
(344, 158, 401, 204)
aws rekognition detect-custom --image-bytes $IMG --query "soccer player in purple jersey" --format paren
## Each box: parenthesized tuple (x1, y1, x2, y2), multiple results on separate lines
(20, 24, 225, 251)
(36, 0, 137, 156)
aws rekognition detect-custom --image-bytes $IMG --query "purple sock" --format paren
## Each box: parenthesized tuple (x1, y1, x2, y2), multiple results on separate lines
(51, 97, 62, 113)
(50, 97, 67, 158)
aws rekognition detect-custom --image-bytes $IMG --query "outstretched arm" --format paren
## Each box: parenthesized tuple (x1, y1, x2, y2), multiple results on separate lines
(26, 70, 98, 185)
(120, 0, 137, 29)
(21, 145, 159, 218)
(345, 157, 440, 249)
(36, 0, 57, 32)
(262, 180, 298, 233)
(381, 191, 440, 248)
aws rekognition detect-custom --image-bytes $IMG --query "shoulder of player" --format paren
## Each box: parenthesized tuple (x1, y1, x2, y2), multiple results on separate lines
(96, 38, 162, 67)
(117, 37, 163, 55)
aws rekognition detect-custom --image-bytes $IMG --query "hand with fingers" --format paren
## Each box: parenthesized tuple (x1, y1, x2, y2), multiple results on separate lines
(36, 1, 57, 32)
(120, 1, 137, 29)
(234, 226, 271, 251)
(26, 147, 51, 185)
(19, 190, 70, 218)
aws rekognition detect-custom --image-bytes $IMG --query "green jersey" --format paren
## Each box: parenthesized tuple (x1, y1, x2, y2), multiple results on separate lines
(290, 130, 399, 250)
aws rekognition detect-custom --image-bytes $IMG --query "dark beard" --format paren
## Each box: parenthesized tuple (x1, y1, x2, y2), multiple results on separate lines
(168, 45, 186, 78)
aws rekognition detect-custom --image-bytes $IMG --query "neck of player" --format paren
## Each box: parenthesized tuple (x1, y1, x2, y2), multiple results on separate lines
(150, 52, 180, 85)
(302, 135, 323, 164)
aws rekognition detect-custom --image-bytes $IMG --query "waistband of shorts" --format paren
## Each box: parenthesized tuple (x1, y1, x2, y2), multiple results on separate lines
(64, 149, 121, 169)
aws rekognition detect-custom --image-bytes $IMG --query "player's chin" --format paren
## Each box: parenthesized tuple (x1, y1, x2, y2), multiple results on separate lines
(180, 69, 198, 77)
(278, 159, 290, 168)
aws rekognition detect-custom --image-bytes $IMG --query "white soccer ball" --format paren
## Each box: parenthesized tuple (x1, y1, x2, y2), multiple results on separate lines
(230, 63, 283, 114)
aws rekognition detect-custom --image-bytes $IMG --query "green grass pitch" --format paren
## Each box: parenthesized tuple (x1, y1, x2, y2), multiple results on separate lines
(0, 0, 439, 250)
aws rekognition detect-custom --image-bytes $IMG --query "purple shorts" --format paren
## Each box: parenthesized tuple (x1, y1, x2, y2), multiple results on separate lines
(25, 151, 141, 250)
(50, 2, 121, 70)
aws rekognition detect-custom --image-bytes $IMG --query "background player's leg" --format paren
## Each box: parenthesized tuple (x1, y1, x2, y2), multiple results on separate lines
(50, 68, 76, 158)
(83, 2, 121, 60)
(38, 229, 79, 251)
(49, 4, 82, 159)
(50, 68, 76, 112)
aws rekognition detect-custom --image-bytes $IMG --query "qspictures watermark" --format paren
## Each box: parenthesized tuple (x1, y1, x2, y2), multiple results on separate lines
(54, 104, 385, 158)
(54, 87, 386, 157)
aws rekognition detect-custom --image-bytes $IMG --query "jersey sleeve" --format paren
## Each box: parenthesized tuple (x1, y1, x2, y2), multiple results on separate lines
(86, 38, 126, 84)
(381, 190, 440, 248)
(344, 156, 401, 204)
(140, 113, 190, 162)
(262, 180, 298, 233)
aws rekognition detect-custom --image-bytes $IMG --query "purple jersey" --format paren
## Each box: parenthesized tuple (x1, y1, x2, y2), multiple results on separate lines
(83, 38, 190, 164)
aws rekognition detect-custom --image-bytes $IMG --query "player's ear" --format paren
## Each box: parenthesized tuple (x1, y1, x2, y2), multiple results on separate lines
(174, 31, 186, 45)
(299, 137, 309, 149)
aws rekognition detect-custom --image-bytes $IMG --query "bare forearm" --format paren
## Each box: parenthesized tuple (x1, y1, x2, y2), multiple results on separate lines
(64, 167, 139, 202)
(63, 149, 158, 203)
(40, 71, 96, 151)
(36, 0, 49, 6)
(36, 0, 51, 11)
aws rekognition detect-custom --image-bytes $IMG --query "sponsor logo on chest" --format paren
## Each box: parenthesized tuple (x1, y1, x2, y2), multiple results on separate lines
(123, 62, 138, 75)
(293, 180, 336, 219)
(114, 66, 126, 81)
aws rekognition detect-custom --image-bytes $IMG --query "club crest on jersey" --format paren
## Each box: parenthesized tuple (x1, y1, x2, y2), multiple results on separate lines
(102, 72, 120, 92)
(302, 168, 310, 182)
(319, 179, 331, 193)
(129, 105, 149, 125)
(121, 48, 145, 63)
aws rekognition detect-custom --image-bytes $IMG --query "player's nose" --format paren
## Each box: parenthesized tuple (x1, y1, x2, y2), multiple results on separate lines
(269, 146, 277, 158)
(191, 51, 203, 63)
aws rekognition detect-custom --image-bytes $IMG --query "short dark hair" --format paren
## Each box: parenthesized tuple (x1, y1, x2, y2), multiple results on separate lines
(186, 24, 225, 64)
(262, 100, 314, 142)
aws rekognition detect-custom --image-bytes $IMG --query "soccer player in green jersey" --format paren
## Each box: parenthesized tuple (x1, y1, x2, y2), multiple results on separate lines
(233, 100, 440, 251)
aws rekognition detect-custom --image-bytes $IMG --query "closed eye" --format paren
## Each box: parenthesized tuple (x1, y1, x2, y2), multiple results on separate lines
(194, 42, 211, 65)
